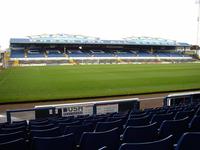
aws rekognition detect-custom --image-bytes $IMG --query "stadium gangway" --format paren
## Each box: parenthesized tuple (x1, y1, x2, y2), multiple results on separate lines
(163, 91, 200, 107)
(6, 107, 56, 123)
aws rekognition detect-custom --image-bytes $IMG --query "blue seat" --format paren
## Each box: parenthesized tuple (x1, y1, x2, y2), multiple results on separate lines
(174, 110, 195, 120)
(79, 127, 120, 150)
(129, 112, 148, 118)
(189, 115, 200, 131)
(119, 135, 173, 150)
(0, 131, 26, 143)
(122, 122, 158, 143)
(150, 113, 174, 127)
(6, 121, 27, 128)
(159, 117, 189, 143)
(0, 126, 27, 134)
(30, 124, 55, 130)
(32, 133, 76, 150)
(125, 115, 151, 127)
(129, 110, 145, 114)
(0, 122, 8, 130)
(95, 119, 123, 132)
(54, 117, 74, 124)
(195, 107, 200, 116)
(59, 121, 81, 133)
(31, 127, 61, 138)
(64, 124, 94, 145)
(175, 132, 200, 150)
(83, 118, 106, 128)
(0, 138, 27, 150)
(107, 116, 127, 125)
(29, 119, 49, 126)
(47, 50, 64, 57)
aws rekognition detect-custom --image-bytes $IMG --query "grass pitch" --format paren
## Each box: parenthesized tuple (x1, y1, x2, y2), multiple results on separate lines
(0, 63, 200, 103)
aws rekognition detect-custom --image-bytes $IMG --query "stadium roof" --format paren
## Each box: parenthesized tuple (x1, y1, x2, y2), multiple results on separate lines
(10, 34, 190, 47)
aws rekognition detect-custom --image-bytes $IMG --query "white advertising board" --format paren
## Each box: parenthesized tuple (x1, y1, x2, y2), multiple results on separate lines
(96, 104, 118, 114)
(61, 105, 93, 117)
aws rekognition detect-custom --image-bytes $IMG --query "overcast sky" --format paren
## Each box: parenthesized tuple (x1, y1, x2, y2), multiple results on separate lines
(0, 0, 198, 49)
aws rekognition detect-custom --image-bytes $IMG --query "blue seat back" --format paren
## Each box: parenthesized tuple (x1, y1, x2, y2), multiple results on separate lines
(80, 127, 120, 150)
(31, 127, 61, 138)
(0, 131, 26, 143)
(0, 126, 27, 134)
(150, 113, 174, 127)
(119, 135, 173, 150)
(175, 132, 200, 150)
(30, 124, 55, 130)
(95, 119, 123, 132)
(0, 138, 27, 150)
(122, 122, 158, 143)
(64, 124, 94, 145)
(189, 115, 200, 132)
(125, 115, 151, 127)
(32, 133, 76, 150)
(174, 110, 194, 120)
(159, 117, 189, 143)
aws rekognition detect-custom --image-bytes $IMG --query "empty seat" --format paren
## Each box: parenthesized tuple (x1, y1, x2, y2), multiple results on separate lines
(32, 133, 76, 150)
(175, 132, 200, 150)
(53, 118, 74, 124)
(189, 115, 200, 132)
(195, 107, 200, 116)
(83, 118, 106, 128)
(10, 50, 25, 58)
(119, 135, 173, 150)
(125, 115, 151, 127)
(107, 116, 127, 125)
(0, 131, 26, 143)
(6, 121, 27, 128)
(95, 119, 123, 132)
(29, 119, 49, 126)
(0, 122, 8, 128)
(174, 110, 195, 120)
(150, 113, 174, 127)
(159, 117, 189, 143)
(79, 127, 120, 150)
(129, 112, 148, 119)
(31, 127, 61, 138)
(59, 121, 81, 133)
(64, 124, 94, 145)
(0, 138, 27, 150)
(30, 124, 55, 130)
(122, 122, 158, 143)
(0, 126, 27, 134)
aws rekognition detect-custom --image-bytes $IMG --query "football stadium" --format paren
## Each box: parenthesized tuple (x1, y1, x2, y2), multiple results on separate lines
(0, 34, 200, 150)
(1, 0, 200, 149)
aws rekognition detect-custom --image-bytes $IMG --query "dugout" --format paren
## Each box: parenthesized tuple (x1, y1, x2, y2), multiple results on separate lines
(35, 98, 140, 119)
(163, 91, 200, 107)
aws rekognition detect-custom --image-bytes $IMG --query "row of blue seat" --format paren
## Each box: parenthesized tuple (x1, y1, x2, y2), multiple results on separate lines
(10, 50, 187, 58)
(0, 103, 200, 149)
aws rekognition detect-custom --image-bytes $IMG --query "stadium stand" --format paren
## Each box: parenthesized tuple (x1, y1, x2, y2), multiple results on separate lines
(9, 34, 196, 66)
(1, 101, 200, 150)
(27, 50, 45, 58)
(89, 50, 113, 57)
(67, 50, 89, 57)
(10, 49, 25, 58)
(46, 50, 65, 57)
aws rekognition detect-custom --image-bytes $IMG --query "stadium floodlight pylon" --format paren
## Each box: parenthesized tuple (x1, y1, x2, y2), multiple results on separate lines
(196, 0, 200, 45)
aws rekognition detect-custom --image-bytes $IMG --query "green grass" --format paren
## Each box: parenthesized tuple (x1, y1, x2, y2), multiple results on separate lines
(0, 63, 200, 103)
